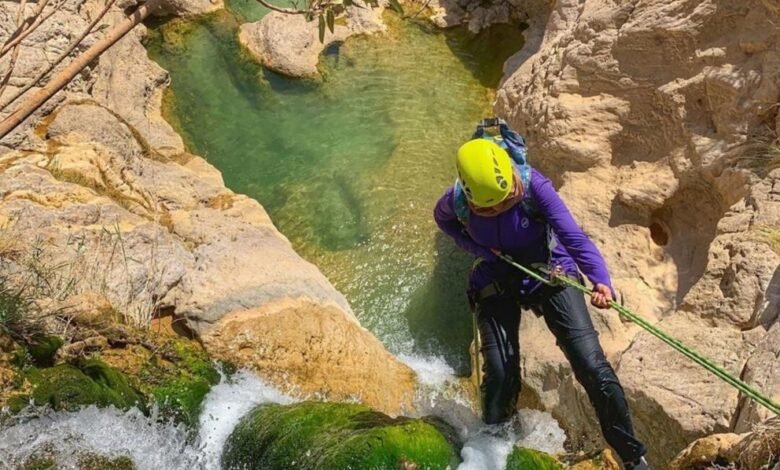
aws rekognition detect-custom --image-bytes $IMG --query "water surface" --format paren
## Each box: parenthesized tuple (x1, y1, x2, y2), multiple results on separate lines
(146, 8, 524, 372)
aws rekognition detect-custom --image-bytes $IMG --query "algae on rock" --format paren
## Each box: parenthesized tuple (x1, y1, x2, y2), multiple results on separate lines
(133, 337, 220, 426)
(10, 360, 145, 412)
(222, 401, 461, 470)
(506, 447, 564, 470)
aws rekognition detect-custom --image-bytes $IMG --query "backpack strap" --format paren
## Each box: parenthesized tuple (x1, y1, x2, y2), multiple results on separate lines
(453, 179, 471, 224)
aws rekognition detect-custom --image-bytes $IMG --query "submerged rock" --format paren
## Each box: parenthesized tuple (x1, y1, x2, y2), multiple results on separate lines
(222, 401, 461, 470)
(238, 3, 386, 78)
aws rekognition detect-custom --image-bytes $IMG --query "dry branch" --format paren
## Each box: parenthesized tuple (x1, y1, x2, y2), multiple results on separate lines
(0, 0, 163, 141)
(0, 0, 118, 111)
(0, 0, 67, 60)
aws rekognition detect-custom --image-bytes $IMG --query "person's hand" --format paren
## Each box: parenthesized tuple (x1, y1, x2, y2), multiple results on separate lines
(490, 248, 502, 256)
(591, 283, 613, 309)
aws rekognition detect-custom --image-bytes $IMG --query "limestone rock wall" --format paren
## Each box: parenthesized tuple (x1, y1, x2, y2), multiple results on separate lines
(496, 0, 780, 465)
(0, 0, 415, 415)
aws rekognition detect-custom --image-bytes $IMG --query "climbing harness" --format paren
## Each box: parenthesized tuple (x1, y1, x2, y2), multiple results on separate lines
(495, 252, 780, 416)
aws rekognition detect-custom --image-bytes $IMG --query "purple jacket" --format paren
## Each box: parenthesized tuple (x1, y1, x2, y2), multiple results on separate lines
(434, 168, 613, 295)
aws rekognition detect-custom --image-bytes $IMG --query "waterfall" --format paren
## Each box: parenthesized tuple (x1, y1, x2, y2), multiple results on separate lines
(0, 362, 565, 469)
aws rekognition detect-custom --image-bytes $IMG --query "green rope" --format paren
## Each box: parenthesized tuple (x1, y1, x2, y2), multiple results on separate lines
(496, 253, 780, 416)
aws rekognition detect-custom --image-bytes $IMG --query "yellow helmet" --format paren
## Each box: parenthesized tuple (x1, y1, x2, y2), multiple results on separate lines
(456, 139, 514, 208)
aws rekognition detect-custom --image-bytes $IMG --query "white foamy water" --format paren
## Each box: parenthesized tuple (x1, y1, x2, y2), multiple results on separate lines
(196, 370, 295, 468)
(0, 370, 292, 470)
(0, 362, 566, 470)
(398, 353, 457, 389)
(400, 354, 567, 470)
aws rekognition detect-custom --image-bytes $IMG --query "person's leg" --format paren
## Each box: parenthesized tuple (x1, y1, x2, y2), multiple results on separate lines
(538, 286, 647, 463)
(474, 293, 521, 425)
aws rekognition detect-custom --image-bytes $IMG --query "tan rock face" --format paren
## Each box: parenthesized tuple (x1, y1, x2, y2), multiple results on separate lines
(238, 3, 386, 79)
(497, 0, 780, 465)
(201, 298, 417, 415)
(0, 0, 415, 413)
(669, 432, 743, 470)
(670, 416, 780, 470)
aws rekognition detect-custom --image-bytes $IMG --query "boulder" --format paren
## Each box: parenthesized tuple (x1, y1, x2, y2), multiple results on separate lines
(670, 416, 780, 469)
(201, 298, 417, 415)
(238, 3, 386, 78)
(222, 401, 461, 470)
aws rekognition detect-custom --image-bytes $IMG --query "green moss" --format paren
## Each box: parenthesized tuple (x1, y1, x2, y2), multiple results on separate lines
(21, 455, 55, 470)
(15, 361, 144, 412)
(26, 335, 64, 367)
(222, 401, 460, 470)
(137, 338, 219, 426)
(78, 453, 136, 470)
(506, 447, 565, 470)
(79, 359, 146, 413)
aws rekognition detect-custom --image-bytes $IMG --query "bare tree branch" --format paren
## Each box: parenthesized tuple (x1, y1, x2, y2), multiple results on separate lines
(0, 0, 67, 60)
(0, 0, 118, 112)
(0, 0, 29, 100)
(254, 0, 308, 15)
(0, 0, 163, 140)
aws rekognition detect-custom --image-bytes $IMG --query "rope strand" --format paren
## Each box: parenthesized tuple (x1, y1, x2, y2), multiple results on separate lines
(496, 253, 780, 416)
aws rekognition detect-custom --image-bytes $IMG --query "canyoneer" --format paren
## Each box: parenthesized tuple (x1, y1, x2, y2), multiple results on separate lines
(433, 119, 649, 470)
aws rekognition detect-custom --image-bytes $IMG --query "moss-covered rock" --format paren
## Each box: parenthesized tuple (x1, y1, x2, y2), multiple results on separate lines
(77, 453, 136, 470)
(222, 401, 461, 470)
(20, 452, 135, 470)
(25, 335, 64, 367)
(136, 338, 219, 426)
(21, 455, 55, 470)
(506, 447, 565, 470)
(10, 360, 145, 412)
(78, 359, 147, 413)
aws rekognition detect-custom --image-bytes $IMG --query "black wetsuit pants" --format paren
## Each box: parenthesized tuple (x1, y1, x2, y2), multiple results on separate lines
(474, 283, 647, 463)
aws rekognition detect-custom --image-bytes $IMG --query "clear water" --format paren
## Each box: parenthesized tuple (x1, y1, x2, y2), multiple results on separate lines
(0, 368, 565, 470)
(145, 8, 524, 373)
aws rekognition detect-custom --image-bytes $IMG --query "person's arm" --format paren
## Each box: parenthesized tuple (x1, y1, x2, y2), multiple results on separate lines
(433, 188, 498, 261)
(530, 170, 613, 292)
